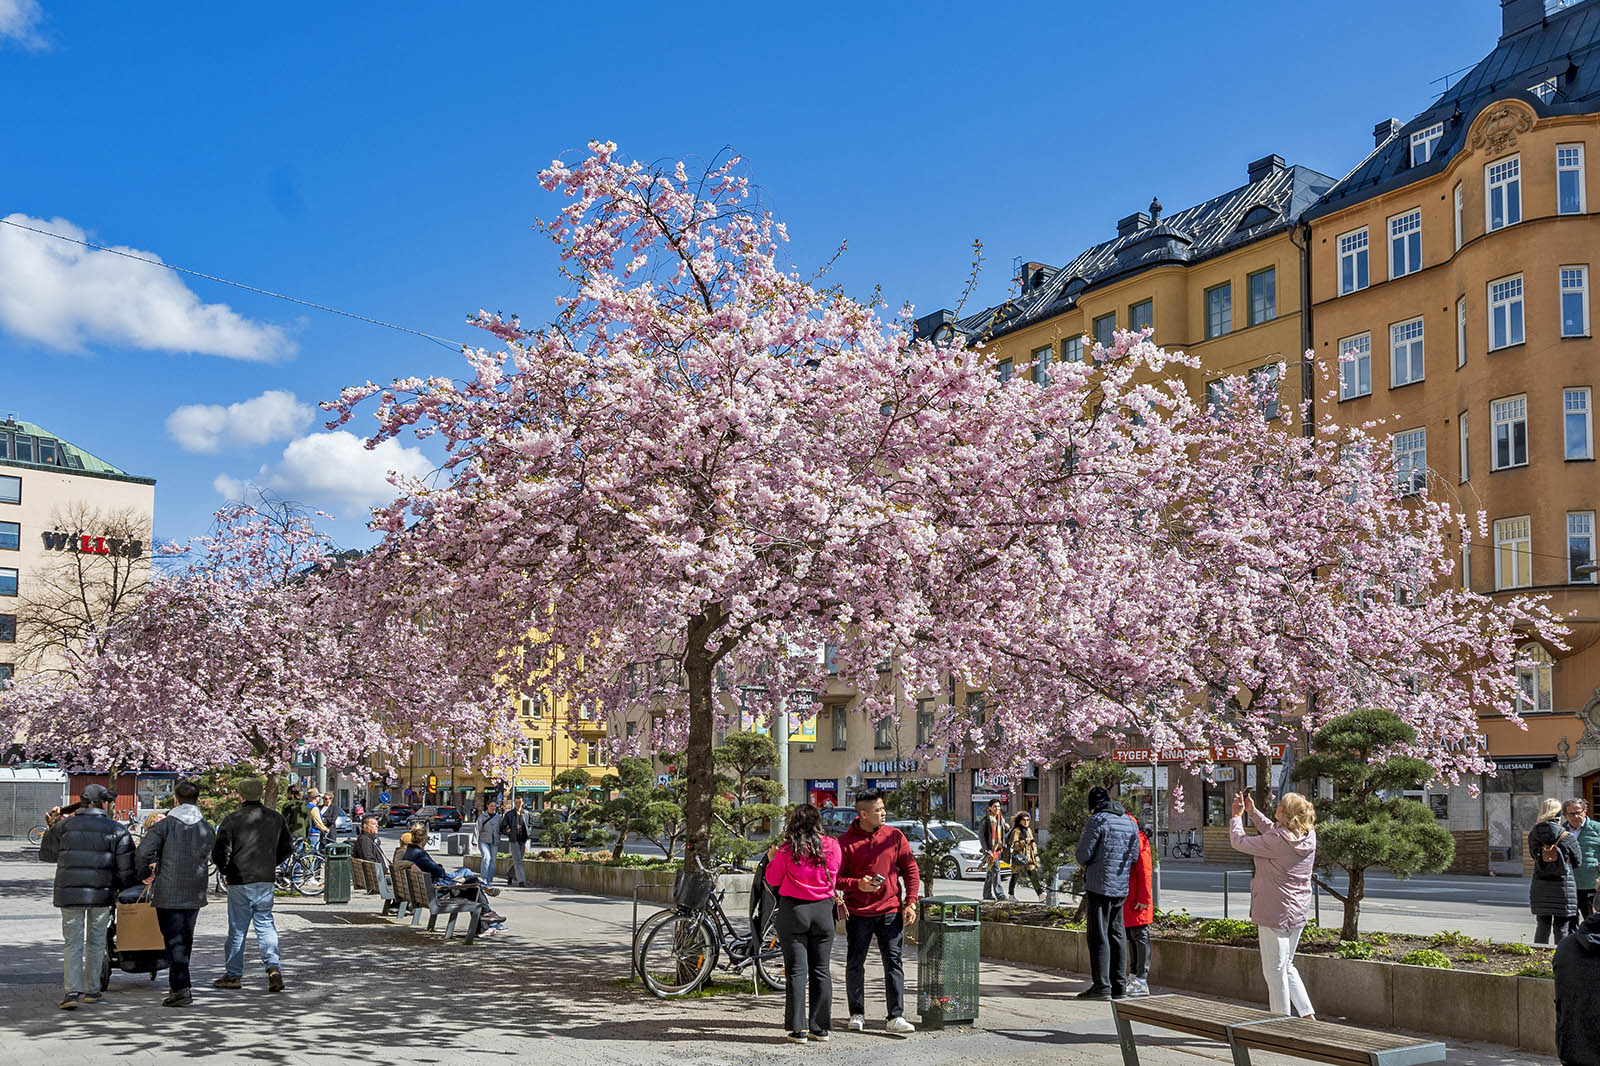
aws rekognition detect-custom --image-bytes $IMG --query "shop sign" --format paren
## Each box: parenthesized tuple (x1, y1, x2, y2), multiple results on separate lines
(655, 773, 672, 786)
(860, 757, 918, 774)
(867, 778, 901, 791)
(426, 774, 439, 792)
(973, 768, 1013, 790)
(40, 531, 145, 558)
(515, 776, 549, 790)
(1489, 756, 1556, 772)
(1441, 735, 1489, 753)
(1428, 795, 1450, 820)
(1111, 744, 1288, 763)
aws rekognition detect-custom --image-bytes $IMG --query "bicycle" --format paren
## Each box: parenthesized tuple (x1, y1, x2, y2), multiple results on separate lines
(27, 824, 47, 846)
(632, 859, 786, 998)
(289, 839, 326, 895)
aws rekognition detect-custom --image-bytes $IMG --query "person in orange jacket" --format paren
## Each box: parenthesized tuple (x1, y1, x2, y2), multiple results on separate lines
(1123, 817, 1154, 997)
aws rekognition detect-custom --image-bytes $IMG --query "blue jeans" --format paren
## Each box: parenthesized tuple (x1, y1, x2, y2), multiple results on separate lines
(224, 883, 280, 977)
(61, 906, 111, 994)
(478, 841, 496, 887)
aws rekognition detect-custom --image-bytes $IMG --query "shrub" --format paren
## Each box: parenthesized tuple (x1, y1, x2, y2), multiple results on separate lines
(1156, 908, 1193, 926)
(1396, 949, 1452, 969)
(1430, 929, 1475, 949)
(1301, 924, 1339, 944)
(1336, 940, 1375, 959)
(1361, 931, 1390, 946)
(1513, 962, 1554, 979)
(1458, 952, 1488, 964)
(1498, 941, 1536, 956)
(1195, 918, 1257, 942)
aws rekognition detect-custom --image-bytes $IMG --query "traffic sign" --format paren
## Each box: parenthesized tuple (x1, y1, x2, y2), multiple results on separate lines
(378, 791, 391, 804)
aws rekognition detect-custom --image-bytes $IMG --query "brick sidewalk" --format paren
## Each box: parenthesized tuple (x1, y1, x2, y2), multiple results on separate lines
(0, 843, 1551, 1066)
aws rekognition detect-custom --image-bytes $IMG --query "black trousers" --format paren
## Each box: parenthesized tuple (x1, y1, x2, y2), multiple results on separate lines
(1083, 891, 1127, 993)
(776, 896, 834, 1034)
(1537, 913, 1580, 944)
(1126, 922, 1150, 979)
(156, 907, 199, 991)
(845, 912, 905, 1018)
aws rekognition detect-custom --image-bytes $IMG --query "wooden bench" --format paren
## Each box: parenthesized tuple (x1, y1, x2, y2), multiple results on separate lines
(1112, 994, 1445, 1066)
(403, 866, 485, 944)
(353, 858, 398, 914)
(390, 859, 416, 919)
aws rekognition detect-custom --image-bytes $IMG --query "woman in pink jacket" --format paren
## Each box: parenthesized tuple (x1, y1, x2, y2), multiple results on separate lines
(1229, 790, 1318, 1020)
(765, 803, 843, 1043)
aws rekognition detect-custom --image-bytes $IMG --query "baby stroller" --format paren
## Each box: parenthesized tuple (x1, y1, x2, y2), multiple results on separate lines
(99, 885, 171, 991)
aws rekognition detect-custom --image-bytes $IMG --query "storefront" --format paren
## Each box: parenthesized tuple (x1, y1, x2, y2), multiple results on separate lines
(1424, 716, 1577, 870)
(852, 757, 919, 806)
(1110, 745, 1286, 847)
(514, 775, 550, 811)
(806, 778, 839, 808)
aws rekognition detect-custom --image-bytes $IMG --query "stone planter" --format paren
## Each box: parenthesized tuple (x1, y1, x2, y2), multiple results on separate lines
(486, 859, 757, 913)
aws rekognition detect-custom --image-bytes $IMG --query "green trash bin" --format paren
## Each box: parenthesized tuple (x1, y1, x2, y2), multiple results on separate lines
(916, 896, 980, 1029)
(323, 842, 353, 904)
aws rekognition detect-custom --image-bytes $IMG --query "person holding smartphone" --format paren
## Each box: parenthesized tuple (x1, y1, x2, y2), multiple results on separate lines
(836, 789, 919, 1036)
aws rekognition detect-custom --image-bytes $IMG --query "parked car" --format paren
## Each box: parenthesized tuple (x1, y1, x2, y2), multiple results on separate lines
(820, 806, 855, 834)
(414, 805, 463, 832)
(887, 819, 997, 880)
(374, 803, 417, 828)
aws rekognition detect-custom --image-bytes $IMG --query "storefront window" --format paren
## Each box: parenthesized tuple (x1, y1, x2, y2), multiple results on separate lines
(1484, 766, 1544, 793)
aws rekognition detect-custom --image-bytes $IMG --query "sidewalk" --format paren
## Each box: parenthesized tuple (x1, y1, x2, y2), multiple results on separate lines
(0, 842, 1552, 1066)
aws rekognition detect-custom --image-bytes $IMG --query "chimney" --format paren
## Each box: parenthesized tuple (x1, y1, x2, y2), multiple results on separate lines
(1116, 213, 1152, 238)
(1373, 118, 1402, 147)
(1247, 154, 1287, 183)
(914, 309, 956, 341)
(1017, 260, 1052, 293)
(1501, 0, 1546, 38)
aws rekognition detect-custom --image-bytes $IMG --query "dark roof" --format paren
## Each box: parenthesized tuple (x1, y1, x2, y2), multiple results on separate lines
(1306, 0, 1600, 220)
(941, 161, 1336, 345)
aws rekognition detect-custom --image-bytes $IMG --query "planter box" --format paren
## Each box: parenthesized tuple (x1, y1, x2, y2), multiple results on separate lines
(503, 859, 756, 913)
(974, 921, 1554, 1055)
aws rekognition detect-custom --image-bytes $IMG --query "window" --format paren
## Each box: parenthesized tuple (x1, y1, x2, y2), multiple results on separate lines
(874, 718, 893, 750)
(1453, 182, 1464, 250)
(1492, 395, 1529, 470)
(1031, 344, 1052, 384)
(916, 698, 934, 747)
(0, 476, 17, 505)
(1561, 266, 1590, 337)
(1092, 313, 1116, 350)
(37, 439, 57, 466)
(1339, 228, 1370, 295)
(1204, 283, 1231, 339)
(587, 743, 599, 766)
(625, 720, 638, 738)
(519, 695, 544, 720)
(1338, 333, 1372, 400)
(1393, 428, 1427, 494)
(1531, 77, 1558, 104)
(1558, 144, 1586, 215)
(1486, 156, 1522, 231)
(1457, 297, 1467, 367)
(1462, 543, 1472, 589)
(1247, 268, 1276, 326)
(0, 613, 12, 642)
(1389, 209, 1422, 279)
(831, 706, 847, 750)
(1515, 642, 1554, 714)
(12, 436, 32, 463)
(1063, 335, 1084, 363)
(1571, 512, 1598, 583)
(519, 740, 542, 766)
(1494, 516, 1533, 590)
(1566, 388, 1593, 460)
(1250, 364, 1281, 420)
(1488, 274, 1525, 350)
(0, 664, 11, 684)
(1205, 379, 1233, 417)
(0, 568, 14, 597)
(0, 522, 15, 552)
(996, 358, 1013, 381)
(1459, 411, 1470, 482)
(1390, 317, 1425, 387)
(1129, 299, 1153, 333)
(1410, 123, 1443, 166)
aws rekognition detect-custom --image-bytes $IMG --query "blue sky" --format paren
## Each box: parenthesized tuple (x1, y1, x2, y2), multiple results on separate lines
(0, 0, 1502, 547)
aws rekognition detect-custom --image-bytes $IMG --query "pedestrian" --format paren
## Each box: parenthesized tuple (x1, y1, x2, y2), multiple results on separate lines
(1554, 906, 1600, 1064)
(307, 791, 330, 851)
(764, 803, 842, 1044)
(475, 800, 503, 888)
(1074, 785, 1139, 1000)
(980, 798, 1007, 902)
(39, 783, 135, 1010)
(1007, 811, 1041, 900)
(280, 784, 310, 846)
(1564, 798, 1600, 919)
(351, 815, 396, 914)
(1230, 791, 1317, 1019)
(502, 796, 531, 887)
(133, 779, 216, 1007)
(211, 778, 293, 992)
(1531, 796, 1582, 944)
(836, 788, 919, 1037)
(1123, 818, 1154, 997)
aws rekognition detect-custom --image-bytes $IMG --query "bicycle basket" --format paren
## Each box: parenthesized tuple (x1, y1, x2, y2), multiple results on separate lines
(673, 868, 717, 911)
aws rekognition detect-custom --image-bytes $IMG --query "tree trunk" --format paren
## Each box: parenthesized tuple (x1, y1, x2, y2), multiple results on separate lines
(682, 636, 716, 875)
(264, 776, 281, 809)
(1340, 867, 1365, 941)
(612, 829, 627, 860)
(1253, 753, 1271, 811)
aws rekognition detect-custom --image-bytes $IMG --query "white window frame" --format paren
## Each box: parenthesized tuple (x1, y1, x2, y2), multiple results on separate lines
(1390, 316, 1425, 387)
(1453, 182, 1464, 250)
(1493, 516, 1533, 590)
(1558, 143, 1586, 215)
(1459, 411, 1470, 483)
(1570, 511, 1598, 583)
(1392, 428, 1427, 494)
(1488, 273, 1525, 350)
(1485, 155, 1522, 232)
(1515, 642, 1554, 713)
(1561, 265, 1590, 338)
(1456, 296, 1467, 367)
(1338, 332, 1372, 401)
(1410, 123, 1443, 166)
(1531, 77, 1558, 104)
(1338, 227, 1370, 295)
(1565, 387, 1593, 461)
(1491, 394, 1529, 471)
(1389, 208, 1423, 279)
(1461, 542, 1472, 589)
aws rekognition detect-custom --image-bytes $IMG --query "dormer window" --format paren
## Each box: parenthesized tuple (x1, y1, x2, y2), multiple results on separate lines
(1531, 77, 1558, 104)
(1409, 123, 1443, 166)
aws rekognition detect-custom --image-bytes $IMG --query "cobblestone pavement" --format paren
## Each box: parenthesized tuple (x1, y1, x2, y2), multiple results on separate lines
(0, 843, 1551, 1066)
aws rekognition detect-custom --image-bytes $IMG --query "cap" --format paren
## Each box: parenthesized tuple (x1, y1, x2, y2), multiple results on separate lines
(237, 778, 264, 801)
(80, 784, 115, 804)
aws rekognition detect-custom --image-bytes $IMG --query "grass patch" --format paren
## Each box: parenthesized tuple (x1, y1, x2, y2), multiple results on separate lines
(1497, 941, 1536, 956)
(1513, 962, 1554, 979)
(1194, 918, 1257, 942)
(609, 976, 754, 999)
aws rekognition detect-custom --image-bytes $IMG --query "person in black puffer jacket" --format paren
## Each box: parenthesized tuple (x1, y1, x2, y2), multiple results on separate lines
(38, 784, 135, 1010)
(135, 779, 216, 1006)
(1531, 797, 1583, 945)
(1555, 910, 1600, 1064)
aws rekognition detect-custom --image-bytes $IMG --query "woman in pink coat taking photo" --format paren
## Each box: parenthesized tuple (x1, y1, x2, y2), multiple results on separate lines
(1229, 790, 1318, 1020)
(765, 803, 843, 1043)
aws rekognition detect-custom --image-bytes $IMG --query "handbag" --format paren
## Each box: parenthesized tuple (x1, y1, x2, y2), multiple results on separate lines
(115, 886, 166, 952)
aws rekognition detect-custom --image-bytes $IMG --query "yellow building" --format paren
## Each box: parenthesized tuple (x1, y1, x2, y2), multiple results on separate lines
(507, 690, 618, 812)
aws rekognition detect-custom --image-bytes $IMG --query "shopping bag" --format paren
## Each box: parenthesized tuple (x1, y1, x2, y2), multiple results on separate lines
(115, 889, 166, 952)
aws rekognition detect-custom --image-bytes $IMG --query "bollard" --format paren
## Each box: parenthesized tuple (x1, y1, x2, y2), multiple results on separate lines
(1222, 869, 1230, 919)
(1314, 879, 1321, 927)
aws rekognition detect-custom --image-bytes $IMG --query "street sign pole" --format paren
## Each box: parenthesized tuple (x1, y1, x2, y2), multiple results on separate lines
(777, 706, 790, 807)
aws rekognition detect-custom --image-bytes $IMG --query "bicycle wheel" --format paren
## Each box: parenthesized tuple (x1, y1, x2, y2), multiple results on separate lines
(638, 914, 716, 998)
(632, 908, 678, 975)
(292, 856, 326, 896)
(754, 916, 786, 992)
(27, 824, 46, 846)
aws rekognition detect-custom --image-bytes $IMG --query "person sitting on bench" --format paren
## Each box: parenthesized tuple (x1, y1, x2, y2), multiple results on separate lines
(400, 828, 507, 930)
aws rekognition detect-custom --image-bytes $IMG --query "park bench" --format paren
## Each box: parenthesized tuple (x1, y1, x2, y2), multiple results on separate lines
(1112, 993, 1446, 1066)
(352, 857, 398, 913)
(389, 859, 416, 919)
(402, 866, 485, 944)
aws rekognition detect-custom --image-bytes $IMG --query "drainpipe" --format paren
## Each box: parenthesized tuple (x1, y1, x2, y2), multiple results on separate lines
(1290, 221, 1315, 437)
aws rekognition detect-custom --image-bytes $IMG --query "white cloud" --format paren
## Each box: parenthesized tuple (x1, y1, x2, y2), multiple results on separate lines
(167, 390, 315, 453)
(0, 214, 294, 360)
(214, 431, 434, 516)
(0, 0, 44, 48)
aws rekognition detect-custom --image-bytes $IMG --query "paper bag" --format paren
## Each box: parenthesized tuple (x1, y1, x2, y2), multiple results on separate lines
(115, 891, 166, 952)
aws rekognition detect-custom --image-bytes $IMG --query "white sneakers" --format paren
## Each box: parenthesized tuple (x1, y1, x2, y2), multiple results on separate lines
(885, 1017, 915, 1036)
(847, 1015, 866, 1032)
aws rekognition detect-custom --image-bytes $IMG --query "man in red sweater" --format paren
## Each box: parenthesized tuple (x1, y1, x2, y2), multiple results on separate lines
(836, 789, 920, 1036)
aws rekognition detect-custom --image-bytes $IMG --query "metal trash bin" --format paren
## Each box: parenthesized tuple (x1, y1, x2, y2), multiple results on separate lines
(446, 832, 470, 856)
(323, 843, 353, 904)
(916, 897, 980, 1028)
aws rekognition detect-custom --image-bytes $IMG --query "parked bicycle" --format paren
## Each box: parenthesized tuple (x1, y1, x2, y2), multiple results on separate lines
(632, 858, 785, 998)
(27, 823, 48, 846)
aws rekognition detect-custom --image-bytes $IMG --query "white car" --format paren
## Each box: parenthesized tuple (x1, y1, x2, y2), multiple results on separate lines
(887, 819, 998, 880)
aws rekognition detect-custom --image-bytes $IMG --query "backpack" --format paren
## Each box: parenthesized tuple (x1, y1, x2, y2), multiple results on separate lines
(1536, 828, 1570, 880)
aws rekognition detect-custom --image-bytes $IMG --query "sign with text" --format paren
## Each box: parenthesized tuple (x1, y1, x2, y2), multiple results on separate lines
(1111, 744, 1288, 764)
(860, 757, 918, 775)
(40, 531, 144, 558)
